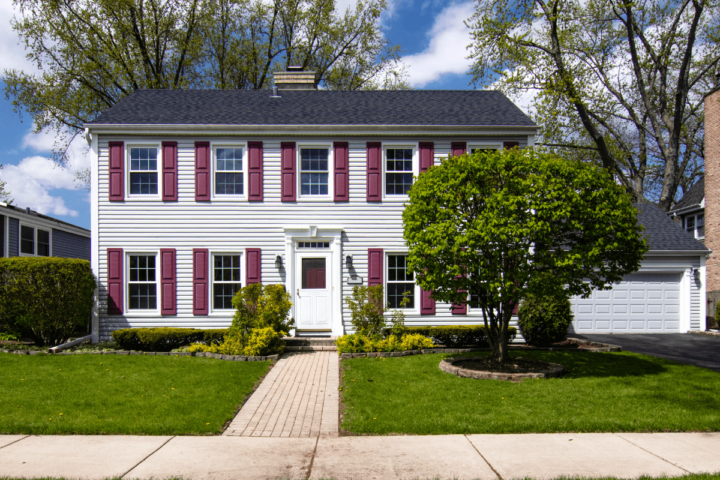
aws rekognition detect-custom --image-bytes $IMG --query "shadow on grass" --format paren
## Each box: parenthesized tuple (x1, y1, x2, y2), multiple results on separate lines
(455, 350, 669, 379)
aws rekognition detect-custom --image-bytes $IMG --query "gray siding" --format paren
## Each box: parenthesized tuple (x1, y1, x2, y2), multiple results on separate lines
(8, 217, 18, 257)
(0, 215, 4, 257)
(52, 229, 91, 261)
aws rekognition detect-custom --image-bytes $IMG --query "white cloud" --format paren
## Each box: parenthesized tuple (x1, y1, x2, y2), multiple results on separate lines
(402, 1, 475, 88)
(1, 126, 90, 217)
(0, 0, 37, 73)
(2, 156, 79, 217)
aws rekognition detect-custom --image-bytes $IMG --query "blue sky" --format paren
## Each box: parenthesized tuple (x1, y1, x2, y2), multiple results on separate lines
(0, 0, 479, 231)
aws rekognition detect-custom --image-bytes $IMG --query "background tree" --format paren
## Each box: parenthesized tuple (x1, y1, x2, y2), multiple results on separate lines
(467, 0, 720, 209)
(4, 0, 407, 183)
(0, 165, 10, 203)
(403, 148, 647, 363)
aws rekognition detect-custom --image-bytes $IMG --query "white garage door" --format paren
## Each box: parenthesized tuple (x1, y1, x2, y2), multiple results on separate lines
(571, 273, 682, 333)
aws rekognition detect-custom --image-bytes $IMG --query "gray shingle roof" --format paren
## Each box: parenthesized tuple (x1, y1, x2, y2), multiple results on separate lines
(86, 90, 537, 126)
(635, 203, 708, 252)
(670, 177, 704, 212)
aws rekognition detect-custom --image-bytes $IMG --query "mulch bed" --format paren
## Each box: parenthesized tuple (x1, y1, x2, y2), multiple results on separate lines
(453, 357, 554, 374)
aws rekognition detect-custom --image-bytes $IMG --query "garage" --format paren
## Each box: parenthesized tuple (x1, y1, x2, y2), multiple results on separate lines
(571, 273, 682, 333)
(567, 204, 709, 334)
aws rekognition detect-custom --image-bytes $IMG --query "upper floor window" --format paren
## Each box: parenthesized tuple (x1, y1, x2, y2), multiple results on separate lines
(300, 148, 329, 196)
(385, 148, 413, 195)
(128, 254, 157, 310)
(215, 147, 244, 195)
(20, 226, 50, 256)
(387, 254, 415, 309)
(213, 254, 242, 310)
(129, 147, 158, 195)
(684, 213, 704, 239)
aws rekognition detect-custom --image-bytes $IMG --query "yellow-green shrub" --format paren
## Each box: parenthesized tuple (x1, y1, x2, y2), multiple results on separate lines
(400, 333, 435, 350)
(244, 327, 284, 356)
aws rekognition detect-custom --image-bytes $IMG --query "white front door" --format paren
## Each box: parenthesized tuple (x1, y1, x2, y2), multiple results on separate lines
(295, 252, 332, 331)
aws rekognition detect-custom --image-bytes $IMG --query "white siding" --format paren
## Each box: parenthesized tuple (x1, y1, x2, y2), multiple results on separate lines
(96, 136, 529, 339)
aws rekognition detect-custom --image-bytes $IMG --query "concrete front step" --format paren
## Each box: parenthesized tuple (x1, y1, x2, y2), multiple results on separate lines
(285, 345, 337, 352)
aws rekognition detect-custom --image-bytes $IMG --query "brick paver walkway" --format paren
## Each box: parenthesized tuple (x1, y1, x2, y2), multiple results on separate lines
(223, 352, 339, 438)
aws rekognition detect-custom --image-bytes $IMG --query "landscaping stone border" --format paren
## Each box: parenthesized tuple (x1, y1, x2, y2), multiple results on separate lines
(0, 348, 279, 362)
(338, 338, 621, 359)
(439, 356, 565, 381)
(688, 330, 720, 337)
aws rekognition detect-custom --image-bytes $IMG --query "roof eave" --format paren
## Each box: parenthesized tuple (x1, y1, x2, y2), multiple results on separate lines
(645, 249, 710, 256)
(669, 202, 704, 216)
(84, 123, 540, 136)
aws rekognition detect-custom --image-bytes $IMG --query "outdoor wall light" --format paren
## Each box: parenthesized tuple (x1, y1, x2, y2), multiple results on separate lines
(346, 255, 353, 268)
(275, 255, 283, 268)
(693, 268, 701, 282)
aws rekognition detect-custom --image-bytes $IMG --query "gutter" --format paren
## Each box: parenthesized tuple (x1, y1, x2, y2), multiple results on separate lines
(646, 250, 711, 256)
(668, 204, 703, 216)
(83, 123, 540, 137)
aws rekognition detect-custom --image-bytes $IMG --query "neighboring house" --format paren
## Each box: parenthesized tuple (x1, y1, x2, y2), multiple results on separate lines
(83, 69, 708, 341)
(570, 203, 708, 334)
(0, 202, 91, 261)
(669, 177, 705, 244)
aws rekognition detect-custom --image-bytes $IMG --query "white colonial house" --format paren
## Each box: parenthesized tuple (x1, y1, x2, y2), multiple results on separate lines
(85, 69, 708, 341)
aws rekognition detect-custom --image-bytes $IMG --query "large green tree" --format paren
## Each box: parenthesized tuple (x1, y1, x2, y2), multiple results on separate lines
(467, 0, 720, 209)
(403, 148, 647, 363)
(4, 0, 407, 178)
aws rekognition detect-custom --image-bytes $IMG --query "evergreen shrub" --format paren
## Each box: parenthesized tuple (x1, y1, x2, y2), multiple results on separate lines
(517, 292, 574, 347)
(0, 257, 96, 346)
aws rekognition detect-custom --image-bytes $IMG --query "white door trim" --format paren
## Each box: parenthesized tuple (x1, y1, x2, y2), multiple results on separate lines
(283, 226, 344, 336)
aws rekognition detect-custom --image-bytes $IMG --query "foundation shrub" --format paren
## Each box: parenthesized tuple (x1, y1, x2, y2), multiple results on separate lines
(518, 292, 573, 347)
(190, 284, 292, 356)
(396, 325, 517, 347)
(0, 257, 96, 346)
(400, 333, 436, 350)
(112, 328, 205, 351)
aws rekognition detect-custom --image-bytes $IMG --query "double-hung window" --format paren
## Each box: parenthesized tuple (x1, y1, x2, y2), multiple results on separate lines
(20, 226, 50, 256)
(387, 254, 415, 309)
(128, 254, 157, 310)
(213, 254, 242, 310)
(385, 149, 413, 195)
(129, 147, 158, 195)
(215, 147, 244, 195)
(684, 214, 705, 239)
(300, 148, 329, 196)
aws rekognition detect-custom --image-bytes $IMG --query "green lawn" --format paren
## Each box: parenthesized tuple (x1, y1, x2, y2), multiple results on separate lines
(0, 353, 269, 435)
(340, 351, 720, 435)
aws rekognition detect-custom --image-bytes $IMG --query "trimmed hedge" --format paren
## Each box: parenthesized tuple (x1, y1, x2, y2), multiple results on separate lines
(0, 257, 96, 346)
(391, 325, 518, 347)
(112, 327, 230, 352)
(518, 293, 573, 347)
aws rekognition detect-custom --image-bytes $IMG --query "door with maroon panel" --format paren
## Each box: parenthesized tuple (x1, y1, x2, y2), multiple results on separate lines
(295, 251, 332, 331)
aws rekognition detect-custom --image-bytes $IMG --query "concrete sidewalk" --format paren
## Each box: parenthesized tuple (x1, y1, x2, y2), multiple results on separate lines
(1, 432, 718, 480)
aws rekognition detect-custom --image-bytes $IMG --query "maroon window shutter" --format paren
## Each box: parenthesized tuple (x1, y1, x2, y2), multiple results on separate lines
(420, 288, 436, 315)
(451, 142, 467, 157)
(195, 142, 211, 201)
(193, 248, 209, 315)
(504, 141, 520, 150)
(281, 142, 296, 202)
(419, 142, 434, 173)
(366, 142, 382, 202)
(334, 142, 349, 202)
(108, 142, 124, 201)
(452, 297, 468, 315)
(248, 141, 263, 201)
(162, 142, 178, 201)
(246, 248, 262, 284)
(107, 248, 123, 314)
(367, 248, 383, 286)
(160, 248, 177, 315)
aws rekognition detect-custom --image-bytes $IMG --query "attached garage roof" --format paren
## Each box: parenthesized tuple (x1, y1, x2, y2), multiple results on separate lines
(635, 203, 708, 252)
(86, 89, 537, 127)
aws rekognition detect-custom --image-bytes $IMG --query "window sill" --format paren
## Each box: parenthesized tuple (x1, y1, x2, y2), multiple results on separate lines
(297, 196, 334, 202)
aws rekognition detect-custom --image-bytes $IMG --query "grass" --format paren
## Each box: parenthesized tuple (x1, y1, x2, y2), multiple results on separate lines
(0, 352, 269, 435)
(340, 351, 720, 435)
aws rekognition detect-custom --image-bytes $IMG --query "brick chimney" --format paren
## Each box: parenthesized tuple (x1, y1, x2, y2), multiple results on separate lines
(273, 66, 317, 91)
(704, 73, 720, 298)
